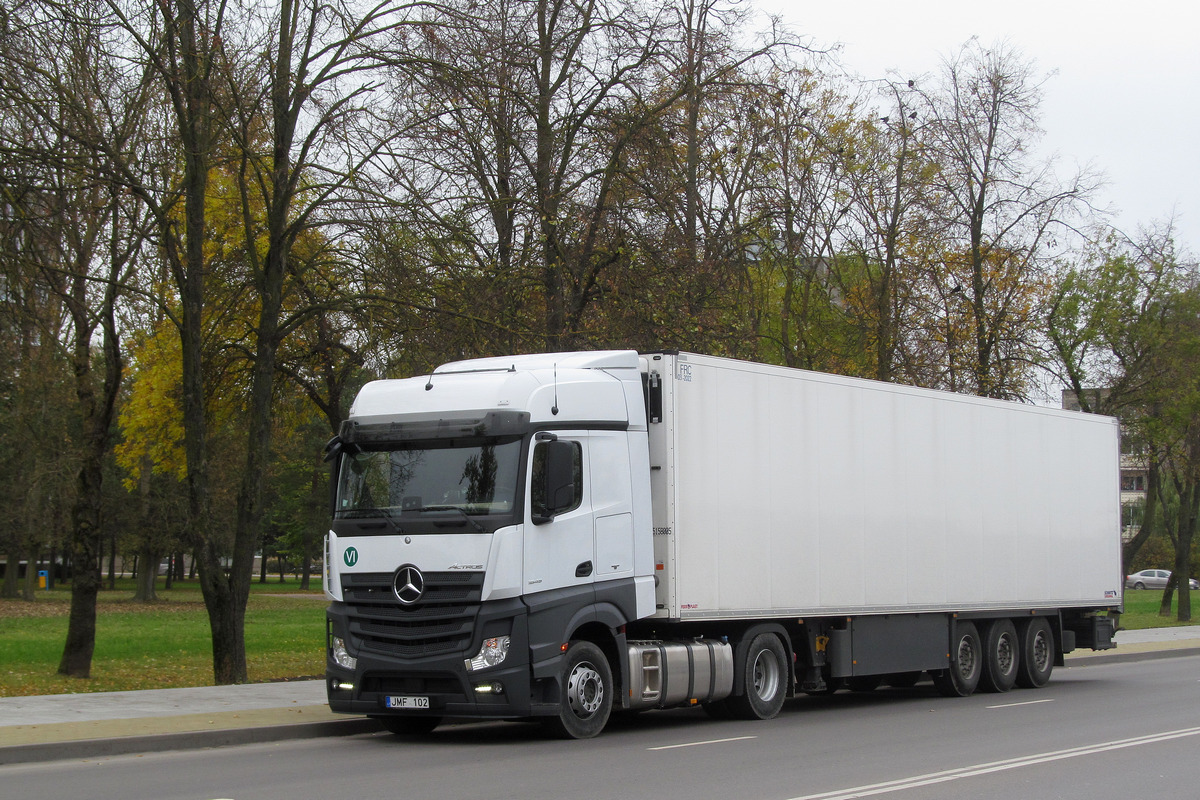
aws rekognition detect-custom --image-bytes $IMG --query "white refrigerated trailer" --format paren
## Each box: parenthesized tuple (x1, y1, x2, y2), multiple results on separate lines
(323, 351, 1121, 738)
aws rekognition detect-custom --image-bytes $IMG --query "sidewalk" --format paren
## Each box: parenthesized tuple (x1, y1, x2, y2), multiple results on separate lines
(2, 626, 1198, 765)
(0, 679, 377, 765)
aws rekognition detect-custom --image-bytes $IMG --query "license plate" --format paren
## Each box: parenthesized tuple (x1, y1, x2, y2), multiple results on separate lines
(385, 695, 430, 709)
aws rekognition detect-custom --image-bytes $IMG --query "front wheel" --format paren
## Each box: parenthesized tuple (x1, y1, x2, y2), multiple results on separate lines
(543, 641, 613, 739)
(726, 632, 789, 720)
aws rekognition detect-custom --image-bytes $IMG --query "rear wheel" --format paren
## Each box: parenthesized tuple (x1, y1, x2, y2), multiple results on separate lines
(934, 621, 981, 697)
(543, 641, 613, 739)
(1015, 618, 1055, 688)
(726, 633, 788, 720)
(979, 619, 1019, 693)
(373, 715, 442, 736)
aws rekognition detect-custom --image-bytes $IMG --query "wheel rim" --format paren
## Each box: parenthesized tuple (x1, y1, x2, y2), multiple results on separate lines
(1031, 630, 1050, 673)
(996, 633, 1015, 675)
(957, 634, 977, 679)
(751, 648, 781, 701)
(567, 661, 604, 717)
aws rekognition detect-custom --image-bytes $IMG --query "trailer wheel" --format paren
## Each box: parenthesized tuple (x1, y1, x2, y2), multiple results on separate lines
(1015, 618, 1054, 688)
(372, 715, 442, 736)
(934, 621, 981, 697)
(543, 641, 613, 739)
(979, 619, 1019, 693)
(727, 633, 788, 720)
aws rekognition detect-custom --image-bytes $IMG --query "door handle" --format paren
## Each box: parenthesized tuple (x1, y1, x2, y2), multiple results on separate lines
(575, 561, 593, 578)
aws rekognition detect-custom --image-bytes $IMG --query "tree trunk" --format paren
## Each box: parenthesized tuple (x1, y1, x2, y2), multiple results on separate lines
(22, 548, 38, 601)
(133, 546, 160, 602)
(107, 533, 117, 590)
(1173, 480, 1197, 623)
(59, 260, 122, 678)
(1158, 573, 1176, 618)
(2, 544, 20, 599)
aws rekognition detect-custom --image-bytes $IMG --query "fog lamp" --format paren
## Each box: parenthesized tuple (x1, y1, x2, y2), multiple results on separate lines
(473, 681, 505, 695)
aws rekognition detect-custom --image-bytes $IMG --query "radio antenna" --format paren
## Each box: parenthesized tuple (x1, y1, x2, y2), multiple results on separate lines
(551, 363, 559, 415)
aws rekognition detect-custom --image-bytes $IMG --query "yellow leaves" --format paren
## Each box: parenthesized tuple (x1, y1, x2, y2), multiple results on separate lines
(115, 324, 187, 489)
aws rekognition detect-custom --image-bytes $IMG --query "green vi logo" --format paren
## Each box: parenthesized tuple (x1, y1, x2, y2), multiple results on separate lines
(343, 547, 359, 567)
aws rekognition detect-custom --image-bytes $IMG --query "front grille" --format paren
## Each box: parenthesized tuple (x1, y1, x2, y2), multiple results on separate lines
(342, 570, 484, 659)
(361, 675, 463, 695)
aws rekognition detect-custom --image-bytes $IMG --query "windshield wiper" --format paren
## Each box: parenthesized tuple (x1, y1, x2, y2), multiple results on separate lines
(341, 506, 404, 532)
(417, 505, 484, 532)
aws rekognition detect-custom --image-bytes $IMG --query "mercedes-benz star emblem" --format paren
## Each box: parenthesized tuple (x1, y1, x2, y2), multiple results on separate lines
(393, 565, 425, 605)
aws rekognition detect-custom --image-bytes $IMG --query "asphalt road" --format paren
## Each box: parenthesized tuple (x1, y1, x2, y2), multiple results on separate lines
(3, 655, 1198, 800)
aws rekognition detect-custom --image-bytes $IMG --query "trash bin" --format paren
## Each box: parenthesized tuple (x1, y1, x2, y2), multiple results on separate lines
(38, 570, 48, 589)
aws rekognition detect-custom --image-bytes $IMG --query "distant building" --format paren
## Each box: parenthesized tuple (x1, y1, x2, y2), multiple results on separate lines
(1061, 389, 1146, 542)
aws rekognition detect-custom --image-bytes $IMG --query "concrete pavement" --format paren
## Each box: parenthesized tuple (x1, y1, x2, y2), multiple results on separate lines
(2, 626, 1198, 765)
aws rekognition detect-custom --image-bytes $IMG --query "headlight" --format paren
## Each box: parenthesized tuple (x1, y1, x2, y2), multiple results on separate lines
(331, 636, 357, 670)
(465, 636, 510, 672)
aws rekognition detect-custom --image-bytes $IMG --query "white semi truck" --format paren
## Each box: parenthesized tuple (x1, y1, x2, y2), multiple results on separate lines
(323, 351, 1121, 738)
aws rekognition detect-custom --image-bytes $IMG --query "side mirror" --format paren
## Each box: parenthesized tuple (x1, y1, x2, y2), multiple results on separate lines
(544, 440, 577, 512)
(532, 439, 578, 524)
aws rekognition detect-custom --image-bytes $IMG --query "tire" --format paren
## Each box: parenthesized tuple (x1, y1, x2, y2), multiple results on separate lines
(726, 632, 789, 720)
(372, 715, 442, 736)
(934, 621, 982, 697)
(1015, 617, 1055, 688)
(543, 641, 613, 739)
(1133, 581, 1146, 590)
(979, 619, 1019, 693)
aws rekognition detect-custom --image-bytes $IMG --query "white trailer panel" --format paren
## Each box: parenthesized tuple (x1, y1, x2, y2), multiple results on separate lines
(648, 352, 1122, 620)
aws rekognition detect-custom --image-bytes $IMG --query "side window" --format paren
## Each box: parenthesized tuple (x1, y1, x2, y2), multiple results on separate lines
(531, 440, 584, 518)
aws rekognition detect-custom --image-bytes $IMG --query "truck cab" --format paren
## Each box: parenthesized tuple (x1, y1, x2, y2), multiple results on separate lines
(323, 351, 657, 736)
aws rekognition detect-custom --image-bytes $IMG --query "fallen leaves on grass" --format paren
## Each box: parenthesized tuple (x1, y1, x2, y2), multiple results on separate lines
(0, 598, 201, 619)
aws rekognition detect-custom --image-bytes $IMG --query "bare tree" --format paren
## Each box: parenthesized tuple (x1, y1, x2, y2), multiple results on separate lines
(382, 0, 688, 350)
(207, 0, 415, 681)
(0, 0, 145, 675)
(921, 40, 1095, 399)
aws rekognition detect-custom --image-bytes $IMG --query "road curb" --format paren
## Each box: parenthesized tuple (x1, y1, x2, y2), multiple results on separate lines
(1064, 645, 1200, 667)
(0, 717, 381, 767)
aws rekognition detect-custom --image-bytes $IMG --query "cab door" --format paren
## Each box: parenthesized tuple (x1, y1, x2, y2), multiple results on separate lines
(523, 432, 595, 595)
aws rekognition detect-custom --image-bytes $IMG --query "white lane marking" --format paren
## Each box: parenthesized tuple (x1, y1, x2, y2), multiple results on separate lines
(786, 726, 1200, 800)
(986, 698, 1055, 709)
(649, 735, 757, 751)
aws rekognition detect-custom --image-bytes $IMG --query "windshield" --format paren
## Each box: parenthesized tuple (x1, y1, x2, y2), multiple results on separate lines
(335, 438, 522, 522)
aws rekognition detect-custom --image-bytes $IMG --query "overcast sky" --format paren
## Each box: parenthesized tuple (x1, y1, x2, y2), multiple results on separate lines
(755, 0, 1200, 253)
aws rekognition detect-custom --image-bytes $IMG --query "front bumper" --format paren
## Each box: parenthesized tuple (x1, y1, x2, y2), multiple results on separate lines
(326, 598, 535, 719)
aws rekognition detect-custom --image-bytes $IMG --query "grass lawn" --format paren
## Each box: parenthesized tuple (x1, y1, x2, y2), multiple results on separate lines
(2, 580, 1195, 698)
(0, 579, 326, 697)
(1117, 588, 1200, 630)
